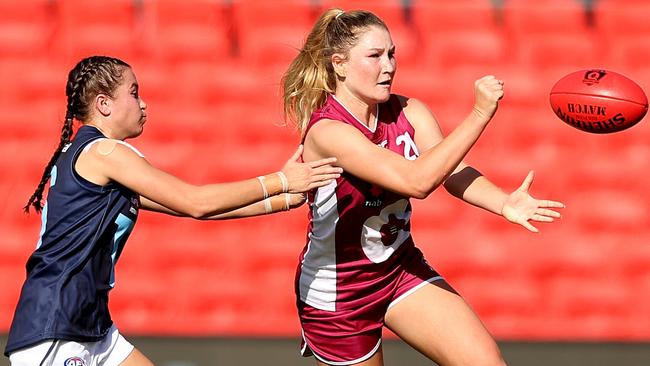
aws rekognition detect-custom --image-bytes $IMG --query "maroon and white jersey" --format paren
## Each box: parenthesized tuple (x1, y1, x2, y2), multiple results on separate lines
(297, 94, 422, 312)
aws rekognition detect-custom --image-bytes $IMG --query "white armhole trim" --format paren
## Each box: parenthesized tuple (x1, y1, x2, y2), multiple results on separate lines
(83, 138, 145, 158)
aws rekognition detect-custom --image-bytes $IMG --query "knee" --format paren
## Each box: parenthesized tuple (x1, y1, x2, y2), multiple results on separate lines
(458, 342, 506, 366)
(474, 347, 507, 366)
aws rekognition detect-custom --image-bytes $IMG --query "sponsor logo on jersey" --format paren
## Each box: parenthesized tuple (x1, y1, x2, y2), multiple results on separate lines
(129, 196, 140, 215)
(365, 184, 384, 207)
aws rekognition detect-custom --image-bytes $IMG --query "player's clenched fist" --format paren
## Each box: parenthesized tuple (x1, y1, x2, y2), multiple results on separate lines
(472, 75, 504, 121)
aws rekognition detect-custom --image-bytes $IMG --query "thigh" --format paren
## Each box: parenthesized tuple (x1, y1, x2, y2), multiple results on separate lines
(119, 348, 154, 366)
(384, 280, 505, 366)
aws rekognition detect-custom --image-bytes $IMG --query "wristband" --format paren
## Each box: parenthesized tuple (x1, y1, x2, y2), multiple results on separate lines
(277, 171, 289, 193)
(270, 194, 290, 212)
(258, 172, 283, 197)
(263, 198, 273, 214)
(284, 193, 291, 210)
(257, 176, 269, 199)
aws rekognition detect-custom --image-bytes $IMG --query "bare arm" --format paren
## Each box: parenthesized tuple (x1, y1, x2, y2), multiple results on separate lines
(140, 193, 306, 219)
(405, 85, 564, 232)
(76, 143, 340, 219)
(303, 76, 503, 199)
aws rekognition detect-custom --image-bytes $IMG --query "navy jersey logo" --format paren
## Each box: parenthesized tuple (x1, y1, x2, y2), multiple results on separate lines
(64, 357, 86, 366)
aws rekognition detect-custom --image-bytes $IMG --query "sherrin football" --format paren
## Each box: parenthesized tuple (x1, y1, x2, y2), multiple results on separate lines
(549, 69, 648, 133)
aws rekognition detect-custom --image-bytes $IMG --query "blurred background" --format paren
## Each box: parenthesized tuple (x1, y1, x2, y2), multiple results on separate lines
(1, 0, 650, 365)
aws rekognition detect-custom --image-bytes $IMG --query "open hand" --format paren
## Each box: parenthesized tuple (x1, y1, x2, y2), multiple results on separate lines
(281, 145, 343, 193)
(501, 171, 565, 233)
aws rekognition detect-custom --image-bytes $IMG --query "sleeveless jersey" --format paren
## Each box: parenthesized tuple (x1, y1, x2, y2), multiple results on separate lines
(5, 125, 140, 355)
(296, 94, 421, 312)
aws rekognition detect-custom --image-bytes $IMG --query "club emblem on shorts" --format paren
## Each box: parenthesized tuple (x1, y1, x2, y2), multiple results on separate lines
(64, 357, 86, 366)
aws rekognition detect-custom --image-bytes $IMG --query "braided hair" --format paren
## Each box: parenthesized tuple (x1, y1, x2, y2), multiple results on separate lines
(24, 56, 130, 213)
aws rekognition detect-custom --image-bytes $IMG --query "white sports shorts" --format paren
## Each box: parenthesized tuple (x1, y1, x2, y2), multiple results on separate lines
(8, 325, 134, 366)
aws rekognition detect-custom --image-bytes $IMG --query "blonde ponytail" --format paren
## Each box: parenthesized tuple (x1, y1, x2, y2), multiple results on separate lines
(282, 9, 387, 135)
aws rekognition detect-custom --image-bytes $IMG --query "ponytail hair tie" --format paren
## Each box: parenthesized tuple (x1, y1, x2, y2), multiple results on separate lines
(335, 11, 344, 20)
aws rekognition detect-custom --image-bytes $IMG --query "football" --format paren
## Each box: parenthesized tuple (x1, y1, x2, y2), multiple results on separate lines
(549, 69, 648, 133)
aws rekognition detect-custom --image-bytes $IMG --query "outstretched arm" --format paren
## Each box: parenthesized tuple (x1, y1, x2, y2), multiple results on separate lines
(444, 167, 564, 232)
(76, 143, 341, 219)
(402, 81, 564, 232)
(303, 76, 503, 199)
(140, 193, 306, 219)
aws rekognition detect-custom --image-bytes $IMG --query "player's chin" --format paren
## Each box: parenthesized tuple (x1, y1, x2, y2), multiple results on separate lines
(129, 125, 145, 139)
(375, 88, 392, 102)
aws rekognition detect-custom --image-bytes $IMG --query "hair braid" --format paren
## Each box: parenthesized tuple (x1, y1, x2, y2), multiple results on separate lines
(24, 56, 130, 214)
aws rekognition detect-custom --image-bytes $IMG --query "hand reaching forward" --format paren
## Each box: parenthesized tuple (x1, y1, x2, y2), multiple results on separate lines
(281, 145, 343, 193)
(501, 171, 565, 233)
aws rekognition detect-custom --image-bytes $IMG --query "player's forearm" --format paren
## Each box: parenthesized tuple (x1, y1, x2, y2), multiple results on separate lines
(203, 194, 293, 220)
(444, 166, 507, 215)
(410, 111, 490, 198)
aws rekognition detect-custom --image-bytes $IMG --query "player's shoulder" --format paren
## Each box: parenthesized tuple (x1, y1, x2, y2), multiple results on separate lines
(394, 95, 439, 130)
(84, 138, 145, 159)
(309, 117, 358, 135)
(392, 94, 428, 112)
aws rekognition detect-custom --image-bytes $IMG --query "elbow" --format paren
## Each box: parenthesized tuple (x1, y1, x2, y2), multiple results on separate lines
(406, 167, 452, 199)
(184, 193, 214, 219)
(184, 205, 207, 219)
(409, 179, 444, 199)
(188, 210, 207, 220)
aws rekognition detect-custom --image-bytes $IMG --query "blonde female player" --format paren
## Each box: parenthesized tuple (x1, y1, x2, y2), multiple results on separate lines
(5, 55, 342, 366)
(282, 9, 565, 366)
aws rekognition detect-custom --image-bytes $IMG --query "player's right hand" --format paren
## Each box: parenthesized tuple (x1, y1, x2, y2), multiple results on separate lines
(281, 145, 343, 193)
(472, 75, 504, 121)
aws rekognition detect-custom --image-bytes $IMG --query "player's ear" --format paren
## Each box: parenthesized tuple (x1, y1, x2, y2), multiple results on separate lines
(332, 53, 347, 79)
(95, 94, 111, 117)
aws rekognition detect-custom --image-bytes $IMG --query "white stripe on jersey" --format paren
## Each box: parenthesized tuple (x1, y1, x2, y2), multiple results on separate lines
(299, 180, 339, 311)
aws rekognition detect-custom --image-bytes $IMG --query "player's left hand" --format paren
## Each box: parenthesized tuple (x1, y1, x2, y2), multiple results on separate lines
(287, 193, 307, 209)
(501, 171, 565, 233)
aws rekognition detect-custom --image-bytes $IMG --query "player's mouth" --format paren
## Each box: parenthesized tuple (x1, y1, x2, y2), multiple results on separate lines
(378, 79, 392, 87)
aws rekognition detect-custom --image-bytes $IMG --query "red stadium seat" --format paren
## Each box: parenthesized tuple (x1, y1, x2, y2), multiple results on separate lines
(430, 30, 509, 70)
(595, 0, 650, 37)
(0, 0, 55, 57)
(409, 1, 505, 69)
(502, 0, 597, 69)
(513, 32, 602, 70)
(594, 1, 650, 69)
(502, 0, 590, 35)
(151, 0, 232, 63)
(57, 0, 140, 60)
(232, 0, 319, 67)
(411, 0, 499, 33)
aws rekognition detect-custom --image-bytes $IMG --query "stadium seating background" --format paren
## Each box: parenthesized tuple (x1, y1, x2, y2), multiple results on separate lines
(1, 0, 650, 342)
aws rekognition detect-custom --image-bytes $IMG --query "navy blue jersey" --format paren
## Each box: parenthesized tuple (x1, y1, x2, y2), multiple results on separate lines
(5, 125, 140, 355)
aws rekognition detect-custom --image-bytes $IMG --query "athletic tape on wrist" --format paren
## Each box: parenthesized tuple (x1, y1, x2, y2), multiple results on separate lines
(277, 171, 289, 193)
(257, 176, 269, 199)
(263, 198, 272, 214)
